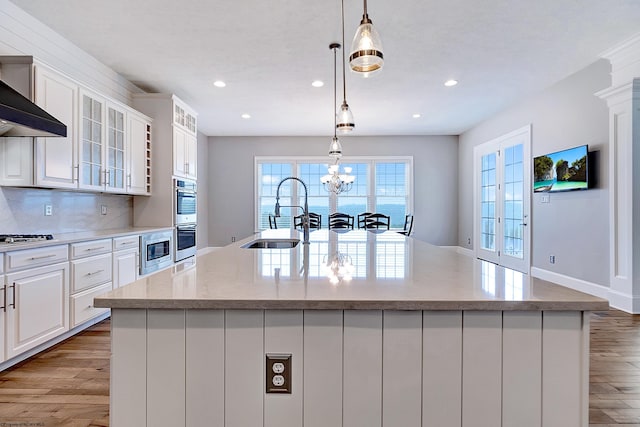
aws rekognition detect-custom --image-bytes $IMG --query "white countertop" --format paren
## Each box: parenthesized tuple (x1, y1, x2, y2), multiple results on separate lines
(93, 229, 608, 311)
(0, 226, 173, 252)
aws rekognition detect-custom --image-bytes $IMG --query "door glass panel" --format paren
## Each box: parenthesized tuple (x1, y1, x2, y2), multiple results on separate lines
(503, 144, 524, 258)
(481, 153, 497, 251)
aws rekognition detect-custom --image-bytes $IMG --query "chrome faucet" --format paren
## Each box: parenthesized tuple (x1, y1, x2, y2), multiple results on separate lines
(275, 177, 310, 244)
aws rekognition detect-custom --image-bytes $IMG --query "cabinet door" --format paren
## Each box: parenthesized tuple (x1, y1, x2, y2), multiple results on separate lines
(105, 103, 126, 193)
(34, 66, 78, 189)
(0, 275, 5, 363)
(113, 248, 139, 289)
(128, 113, 150, 195)
(173, 127, 188, 178)
(186, 133, 198, 180)
(5, 262, 70, 359)
(79, 89, 106, 191)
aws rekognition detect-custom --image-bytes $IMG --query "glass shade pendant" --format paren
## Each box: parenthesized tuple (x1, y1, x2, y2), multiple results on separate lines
(328, 136, 343, 159)
(336, 101, 354, 133)
(350, 0, 384, 76)
(337, 0, 355, 132)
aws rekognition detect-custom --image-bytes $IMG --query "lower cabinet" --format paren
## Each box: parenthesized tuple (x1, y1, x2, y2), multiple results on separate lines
(71, 282, 111, 327)
(0, 273, 4, 364)
(113, 235, 139, 289)
(5, 262, 70, 359)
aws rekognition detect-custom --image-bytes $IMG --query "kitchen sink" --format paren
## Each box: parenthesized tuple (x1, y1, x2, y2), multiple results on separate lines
(241, 239, 300, 249)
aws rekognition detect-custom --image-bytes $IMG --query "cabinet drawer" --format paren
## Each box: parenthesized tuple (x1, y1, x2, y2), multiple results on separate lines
(113, 235, 139, 251)
(0, 253, 4, 274)
(6, 245, 69, 272)
(71, 239, 112, 259)
(71, 253, 112, 292)
(71, 282, 111, 327)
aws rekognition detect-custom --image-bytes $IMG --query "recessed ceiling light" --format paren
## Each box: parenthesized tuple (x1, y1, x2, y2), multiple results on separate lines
(444, 79, 458, 87)
(241, 113, 251, 119)
(312, 80, 324, 88)
(412, 113, 421, 118)
(213, 80, 226, 88)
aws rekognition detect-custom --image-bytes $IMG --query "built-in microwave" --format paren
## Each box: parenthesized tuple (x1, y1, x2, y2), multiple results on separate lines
(140, 230, 173, 275)
(175, 178, 196, 225)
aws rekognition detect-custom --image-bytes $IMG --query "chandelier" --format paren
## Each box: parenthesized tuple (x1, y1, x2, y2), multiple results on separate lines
(321, 163, 355, 194)
(323, 251, 354, 285)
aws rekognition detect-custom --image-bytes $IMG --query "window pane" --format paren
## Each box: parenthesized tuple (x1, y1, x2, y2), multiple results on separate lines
(258, 163, 292, 230)
(375, 162, 407, 228)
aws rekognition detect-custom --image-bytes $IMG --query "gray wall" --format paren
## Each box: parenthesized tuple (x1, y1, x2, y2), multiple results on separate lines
(458, 59, 611, 286)
(196, 131, 209, 249)
(207, 135, 458, 247)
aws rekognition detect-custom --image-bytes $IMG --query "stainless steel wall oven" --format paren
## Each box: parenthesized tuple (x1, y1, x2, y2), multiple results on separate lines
(175, 178, 197, 225)
(175, 224, 197, 261)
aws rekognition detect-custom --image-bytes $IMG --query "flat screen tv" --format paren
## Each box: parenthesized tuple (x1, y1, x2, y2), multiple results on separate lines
(533, 145, 588, 192)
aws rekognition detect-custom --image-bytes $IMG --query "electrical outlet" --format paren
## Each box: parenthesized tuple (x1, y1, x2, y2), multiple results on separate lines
(541, 194, 550, 203)
(44, 204, 52, 216)
(231, 236, 236, 242)
(101, 205, 107, 215)
(266, 354, 291, 394)
(549, 255, 555, 264)
(467, 237, 471, 245)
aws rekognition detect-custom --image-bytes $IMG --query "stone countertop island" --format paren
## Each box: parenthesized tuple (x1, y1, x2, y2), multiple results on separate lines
(95, 229, 608, 427)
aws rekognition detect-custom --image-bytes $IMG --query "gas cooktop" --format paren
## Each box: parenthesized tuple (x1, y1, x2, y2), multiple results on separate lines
(0, 234, 54, 243)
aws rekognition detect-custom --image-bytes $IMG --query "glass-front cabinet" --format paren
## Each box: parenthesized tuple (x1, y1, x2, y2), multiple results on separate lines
(106, 105, 126, 192)
(79, 89, 105, 191)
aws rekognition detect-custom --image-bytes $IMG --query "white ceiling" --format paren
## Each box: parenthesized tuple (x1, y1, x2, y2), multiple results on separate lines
(9, 0, 640, 137)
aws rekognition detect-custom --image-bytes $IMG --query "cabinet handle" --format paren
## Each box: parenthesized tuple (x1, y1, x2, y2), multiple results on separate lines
(127, 174, 131, 188)
(29, 254, 56, 261)
(85, 247, 104, 252)
(86, 269, 105, 277)
(1, 284, 6, 312)
(9, 283, 16, 309)
(73, 165, 79, 183)
(105, 170, 111, 187)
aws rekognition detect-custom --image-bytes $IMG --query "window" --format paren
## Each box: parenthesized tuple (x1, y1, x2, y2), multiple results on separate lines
(255, 157, 412, 231)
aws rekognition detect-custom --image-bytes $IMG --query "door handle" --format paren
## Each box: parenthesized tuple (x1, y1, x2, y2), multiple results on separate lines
(9, 283, 16, 309)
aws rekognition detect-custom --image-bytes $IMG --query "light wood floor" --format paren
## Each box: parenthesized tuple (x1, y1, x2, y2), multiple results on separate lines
(0, 310, 638, 426)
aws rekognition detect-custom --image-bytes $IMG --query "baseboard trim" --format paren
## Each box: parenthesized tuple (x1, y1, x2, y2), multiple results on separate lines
(0, 311, 110, 372)
(440, 246, 474, 257)
(530, 267, 610, 300)
(197, 247, 221, 256)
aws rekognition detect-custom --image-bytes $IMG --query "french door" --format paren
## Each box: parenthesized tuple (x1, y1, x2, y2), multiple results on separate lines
(474, 125, 531, 273)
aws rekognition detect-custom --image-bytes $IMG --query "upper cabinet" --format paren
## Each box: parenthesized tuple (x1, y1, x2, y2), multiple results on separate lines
(0, 57, 152, 195)
(173, 101, 197, 180)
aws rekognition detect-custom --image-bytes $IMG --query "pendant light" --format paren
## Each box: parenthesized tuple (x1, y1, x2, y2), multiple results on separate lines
(349, 0, 384, 76)
(336, 0, 355, 133)
(328, 43, 343, 159)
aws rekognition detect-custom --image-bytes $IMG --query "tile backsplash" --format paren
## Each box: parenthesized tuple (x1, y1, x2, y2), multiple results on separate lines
(0, 187, 132, 233)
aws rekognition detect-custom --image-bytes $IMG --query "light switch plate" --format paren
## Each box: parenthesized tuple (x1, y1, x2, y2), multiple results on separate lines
(266, 354, 291, 394)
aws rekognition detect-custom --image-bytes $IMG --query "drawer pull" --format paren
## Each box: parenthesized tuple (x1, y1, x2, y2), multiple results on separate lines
(86, 269, 105, 277)
(29, 254, 56, 261)
(9, 283, 16, 309)
(84, 247, 105, 252)
(1, 284, 6, 312)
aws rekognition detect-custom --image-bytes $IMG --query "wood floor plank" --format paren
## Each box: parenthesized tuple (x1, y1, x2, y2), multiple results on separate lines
(0, 310, 639, 426)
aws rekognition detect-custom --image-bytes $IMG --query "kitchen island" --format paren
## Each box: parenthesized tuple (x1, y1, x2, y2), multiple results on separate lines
(95, 229, 608, 427)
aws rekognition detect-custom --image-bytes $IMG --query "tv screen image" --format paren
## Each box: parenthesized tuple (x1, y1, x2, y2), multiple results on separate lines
(533, 145, 588, 192)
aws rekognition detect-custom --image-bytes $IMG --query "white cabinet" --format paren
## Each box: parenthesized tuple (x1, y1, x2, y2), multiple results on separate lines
(0, 62, 77, 188)
(5, 261, 70, 359)
(33, 65, 78, 189)
(69, 239, 112, 327)
(173, 101, 197, 180)
(0, 57, 151, 195)
(0, 254, 4, 363)
(113, 235, 139, 289)
(132, 93, 197, 227)
(128, 113, 152, 195)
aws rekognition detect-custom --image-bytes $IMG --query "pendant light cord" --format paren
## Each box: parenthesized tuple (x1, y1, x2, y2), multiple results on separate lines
(333, 45, 338, 139)
(341, 0, 347, 103)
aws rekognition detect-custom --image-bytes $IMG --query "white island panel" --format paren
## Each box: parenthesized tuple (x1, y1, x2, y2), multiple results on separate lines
(264, 310, 303, 427)
(502, 311, 542, 427)
(186, 310, 224, 427)
(383, 310, 423, 426)
(343, 310, 383, 427)
(462, 311, 502, 427)
(422, 311, 462, 427)
(303, 310, 343, 427)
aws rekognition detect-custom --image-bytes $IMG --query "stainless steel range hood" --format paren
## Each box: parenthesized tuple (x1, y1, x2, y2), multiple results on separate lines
(0, 79, 67, 137)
